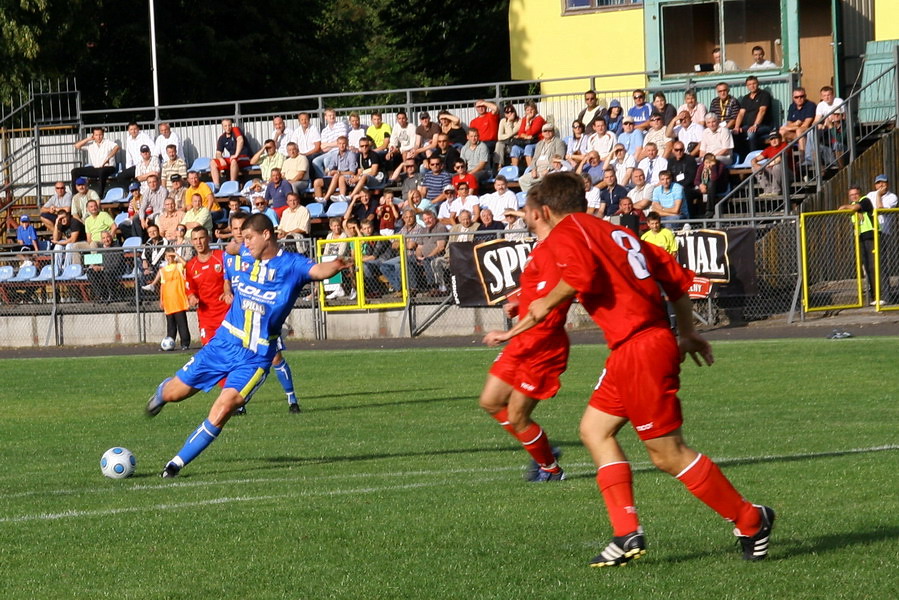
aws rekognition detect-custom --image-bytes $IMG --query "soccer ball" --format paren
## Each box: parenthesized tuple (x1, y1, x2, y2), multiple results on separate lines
(160, 336, 176, 351)
(101, 447, 136, 479)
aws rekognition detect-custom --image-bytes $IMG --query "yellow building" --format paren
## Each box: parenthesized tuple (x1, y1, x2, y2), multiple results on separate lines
(875, 0, 899, 41)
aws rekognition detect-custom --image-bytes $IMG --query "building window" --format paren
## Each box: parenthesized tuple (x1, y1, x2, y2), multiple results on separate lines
(564, 0, 643, 13)
(660, 0, 782, 77)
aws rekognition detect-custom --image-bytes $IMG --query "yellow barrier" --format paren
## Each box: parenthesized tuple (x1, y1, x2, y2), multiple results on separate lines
(314, 234, 408, 312)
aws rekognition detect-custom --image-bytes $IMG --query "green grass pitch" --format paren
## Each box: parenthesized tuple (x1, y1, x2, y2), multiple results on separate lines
(0, 337, 897, 599)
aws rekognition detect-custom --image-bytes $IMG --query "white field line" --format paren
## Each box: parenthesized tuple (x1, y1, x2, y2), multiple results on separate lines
(1, 444, 896, 524)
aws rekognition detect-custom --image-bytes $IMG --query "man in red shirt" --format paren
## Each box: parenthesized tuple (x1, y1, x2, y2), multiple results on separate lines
(185, 226, 229, 345)
(470, 99, 499, 165)
(488, 172, 774, 566)
(481, 187, 574, 482)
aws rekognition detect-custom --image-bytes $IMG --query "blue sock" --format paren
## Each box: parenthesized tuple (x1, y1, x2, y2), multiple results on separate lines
(274, 360, 296, 404)
(171, 419, 222, 468)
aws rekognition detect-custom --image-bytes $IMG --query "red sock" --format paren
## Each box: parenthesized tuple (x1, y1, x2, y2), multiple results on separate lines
(597, 462, 640, 536)
(490, 407, 517, 436)
(514, 422, 557, 469)
(676, 454, 761, 535)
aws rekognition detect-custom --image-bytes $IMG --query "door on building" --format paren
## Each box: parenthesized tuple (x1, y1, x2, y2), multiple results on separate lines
(799, 0, 838, 96)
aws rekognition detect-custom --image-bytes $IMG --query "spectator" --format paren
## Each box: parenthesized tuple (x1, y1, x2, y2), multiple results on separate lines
(120, 182, 146, 240)
(605, 145, 636, 188)
(752, 132, 790, 197)
(271, 115, 293, 155)
(503, 209, 528, 241)
(838, 187, 877, 303)
(40, 182, 72, 230)
(650, 92, 677, 127)
(154, 122, 183, 163)
(668, 142, 701, 217)
(434, 207, 479, 289)
(277, 193, 311, 252)
(451, 158, 479, 194)
(435, 185, 457, 225)
(416, 209, 448, 295)
(85, 230, 127, 302)
(168, 174, 186, 210)
(469, 100, 500, 157)
(385, 110, 419, 171)
(577, 90, 606, 128)
(695, 153, 728, 217)
(814, 85, 845, 165)
(150, 248, 191, 350)
(460, 128, 491, 184)
(161, 145, 188, 191)
(143, 174, 166, 223)
(358, 218, 396, 297)
(651, 170, 688, 222)
(427, 133, 461, 172)
(869, 174, 898, 233)
(345, 187, 379, 223)
(480, 175, 517, 217)
(606, 99, 624, 135)
(157, 197, 185, 242)
(584, 172, 602, 214)
(437, 110, 465, 147)
(172, 224, 194, 261)
(636, 142, 668, 185)
(709, 82, 741, 130)
(282, 142, 310, 194)
(474, 208, 506, 242)
(250, 139, 285, 181)
(50, 209, 89, 270)
(250, 196, 279, 227)
(628, 90, 652, 129)
(264, 168, 293, 217)
(72, 127, 119, 196)
(322, 217, 352, 299)
(677, 89, 708, 124)
(401, 188, 428, 222)
(389, 158, 422, 201)
(415, 111, 441, 159)
(214, 197, 245, 243)
(183, 170, 214, 210)
(612, 196, 647, 235)
(290, 112, 322, 161)
(312, 136, 357, 203)
(312, 108, 350, 178)
(134, 144, 160, 194)
(376, 190, 399, 235)
(349, 136, 384, 197)
(16, 215, 39, 252)
(495, 104, 520, 167)
(640, 211, 678, 255)
(747, 45, 777, 70)
(519, 122, 567, 192)
(666, 111, 704, 159)
(699, 113, 735, 166)
(595, 168, 629, 217)
(211, 118, 251, 187)
(566, 120, 591, 166)
(418, 155, 453, 202)
(84, 199, 117, 246)
(576, 151, 605, 184)
(509, 100, 545, 170)
(380, 209, 425, 294)
(712, 47, 738, 72)
(139, 224, 167, 285)
(627, 168, 654, 211)
(641, 113, 673, 159)
(181, 193, 213, 235)
(617, 116, 644, 159)
(367, 110, 393, 154)
(734, 75, 774, 155)
(587, 117, 617, 164)
(449, 182, 481, 224)
(121, 121, 155, 183)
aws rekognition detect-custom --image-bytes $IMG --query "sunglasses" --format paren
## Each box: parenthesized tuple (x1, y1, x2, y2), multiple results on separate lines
(633, 95, 644, 100)
(55, 186, 66, 189)
(794, 95, 806, 99)
(673, 148, 685, 152)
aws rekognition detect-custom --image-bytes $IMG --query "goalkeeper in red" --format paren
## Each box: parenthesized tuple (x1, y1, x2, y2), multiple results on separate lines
(481, 201, 574, 482)
(487, 172, 774, 566)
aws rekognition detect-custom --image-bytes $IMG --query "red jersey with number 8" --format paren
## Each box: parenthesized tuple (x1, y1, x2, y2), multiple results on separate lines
(546, 212, 693, 349)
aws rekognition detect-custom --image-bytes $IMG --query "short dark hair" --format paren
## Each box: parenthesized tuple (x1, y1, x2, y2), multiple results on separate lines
(646, 211, 661, 221)
(745, 75, 759, 85)
(230, 211, 249, 227)
(527, 172, 586, 216)
(242, 213, 275, 236)
(191, 226, 208, 237)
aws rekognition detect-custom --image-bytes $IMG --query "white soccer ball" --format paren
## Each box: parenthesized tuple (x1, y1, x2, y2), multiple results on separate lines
(160, 336, 176, 351)
(101, 447, 136, 479)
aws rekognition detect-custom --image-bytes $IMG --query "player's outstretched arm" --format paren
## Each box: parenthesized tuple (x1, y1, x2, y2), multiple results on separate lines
(672, 294, 714, 366)
(527, 279, 577, 323)
(309, 257, 353, 281)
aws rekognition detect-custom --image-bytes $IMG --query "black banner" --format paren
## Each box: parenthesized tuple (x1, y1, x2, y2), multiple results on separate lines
(450, 227, 756, 306)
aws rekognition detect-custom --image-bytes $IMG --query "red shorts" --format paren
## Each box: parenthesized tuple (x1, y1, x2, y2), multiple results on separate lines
(213, 156, 251, 171)
(489, 333, 569, 400)
(589, 326, 683, 440)
(198, 321, 222, 346)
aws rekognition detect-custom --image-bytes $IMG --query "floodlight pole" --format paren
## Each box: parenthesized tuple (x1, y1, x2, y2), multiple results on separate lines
(149, 0, 160, 123)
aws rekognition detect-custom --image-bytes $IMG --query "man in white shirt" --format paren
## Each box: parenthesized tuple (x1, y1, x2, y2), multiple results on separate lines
(271, 116, 293, 155)
(385, 110, 419, 172)
(122, 121, 155, 181)
(154, 122, 183, 163)
(627, 168, 655, 211)
(699, 114, 735, 166)
(290, 112, 322, 161)
(587, 118, 617, 163)
(636, 143, 668, 185)
(747, 46, 777, 70)
(72, 126, 120, 195)
(641, 114, 674, 159)
(479, 176, 517, 217)
(312, 108, 349, 180)
(666, 111, 705, 159)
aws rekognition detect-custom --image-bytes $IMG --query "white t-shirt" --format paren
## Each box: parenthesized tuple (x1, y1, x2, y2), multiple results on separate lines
(586, 187, 602, 211)
(869, 189, 899, 234)
(480, 190, 517, 217)
(816, 98, 845, 119)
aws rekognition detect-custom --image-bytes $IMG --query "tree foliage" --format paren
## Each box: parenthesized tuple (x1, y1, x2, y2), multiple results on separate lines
(0, 0, 510, 110)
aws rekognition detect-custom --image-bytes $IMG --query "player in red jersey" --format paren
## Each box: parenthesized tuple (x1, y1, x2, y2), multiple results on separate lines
(481, 201, 574, 482)
(488, 172, 774, 566)
(185, 226, 230, 345)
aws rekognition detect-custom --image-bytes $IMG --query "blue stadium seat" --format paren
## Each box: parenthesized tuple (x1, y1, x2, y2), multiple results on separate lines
(8, 265, 37, 282)
(325, 201, 348, 217)
(121, 237, 143, 250)
(57, 264, 83, 281)
(0, 265, 14, 282)
(307, 203, 325, 218)
(32, 264, 58, 282)
(517, 191, 528, 208)
(189, 157, 211, 173)
(241, 180, 256, 194)
(114, 212, 129, 226)
(497, 165, 520, 182)
(215, 180, 240, 197)
(731, 150, 763, 169)
(101, 187, 125, 205)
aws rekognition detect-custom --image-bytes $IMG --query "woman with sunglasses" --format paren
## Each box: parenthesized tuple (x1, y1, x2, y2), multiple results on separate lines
(566, 120, 591, 167)
(494, 104, 520, 168)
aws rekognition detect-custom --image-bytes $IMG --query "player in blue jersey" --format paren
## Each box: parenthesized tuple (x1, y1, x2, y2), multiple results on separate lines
(146, 213, 351, 477)
(223, 212, 301, 415)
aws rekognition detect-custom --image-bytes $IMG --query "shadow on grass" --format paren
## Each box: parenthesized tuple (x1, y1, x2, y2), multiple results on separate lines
(303, 387, 445, 402)
(310, 394, 476, 412)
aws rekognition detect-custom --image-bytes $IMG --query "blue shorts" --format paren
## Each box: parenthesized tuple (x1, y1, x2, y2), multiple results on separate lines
(177, 336, 270, 401)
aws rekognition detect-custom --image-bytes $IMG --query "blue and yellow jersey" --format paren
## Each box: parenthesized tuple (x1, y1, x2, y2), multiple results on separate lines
(221, 246, 315, 358)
